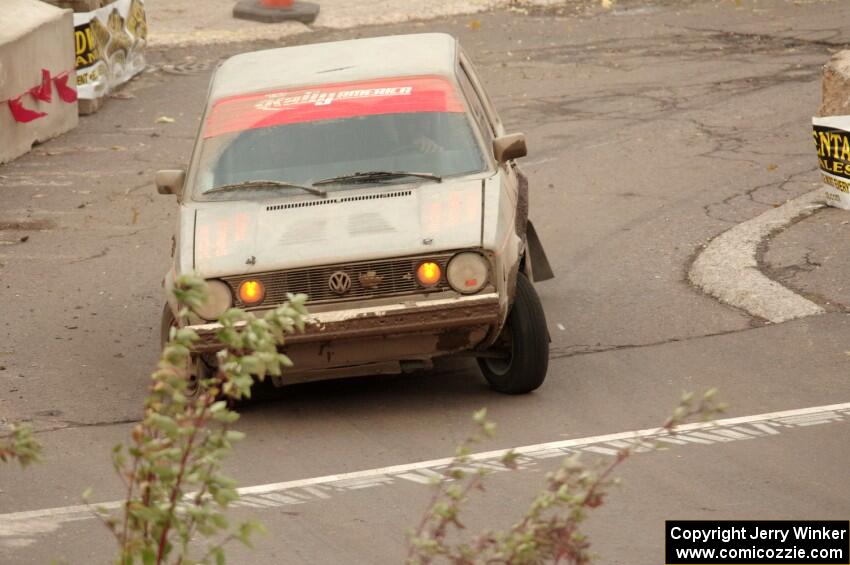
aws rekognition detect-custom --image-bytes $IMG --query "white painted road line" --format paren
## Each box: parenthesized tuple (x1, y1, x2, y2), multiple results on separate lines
(2, 401, 849, 544)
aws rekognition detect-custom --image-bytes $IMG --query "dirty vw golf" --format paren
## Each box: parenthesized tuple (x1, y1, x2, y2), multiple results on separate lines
(157, 33, 554, 394)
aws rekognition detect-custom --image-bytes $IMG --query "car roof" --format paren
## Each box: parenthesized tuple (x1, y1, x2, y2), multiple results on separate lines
(209, 33, 460, 103)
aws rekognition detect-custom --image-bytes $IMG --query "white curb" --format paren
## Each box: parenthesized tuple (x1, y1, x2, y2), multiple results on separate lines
(689, 189, 826, 323)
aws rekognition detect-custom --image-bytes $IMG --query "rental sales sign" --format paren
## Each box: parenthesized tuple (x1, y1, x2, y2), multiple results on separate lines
(813, 115, 850, 209)
(73, 0, 147, 100)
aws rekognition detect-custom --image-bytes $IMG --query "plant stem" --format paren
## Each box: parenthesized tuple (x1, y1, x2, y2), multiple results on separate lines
(120, 457, 139, 559)
(155, 404, 207, 565)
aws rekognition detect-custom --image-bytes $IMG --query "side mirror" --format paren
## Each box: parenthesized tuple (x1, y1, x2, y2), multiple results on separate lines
(156, 169, 186, 196)
(493, 133, 527, 163)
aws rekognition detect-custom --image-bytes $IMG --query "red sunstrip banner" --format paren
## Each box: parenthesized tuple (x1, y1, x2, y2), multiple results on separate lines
(204, 75, 465, 138)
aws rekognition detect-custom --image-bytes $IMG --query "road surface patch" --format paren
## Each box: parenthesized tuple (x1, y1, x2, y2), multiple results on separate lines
(690, 189, 825, 323)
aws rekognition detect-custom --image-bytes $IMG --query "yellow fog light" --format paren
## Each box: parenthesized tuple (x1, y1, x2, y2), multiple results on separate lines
(416, 261, 442, 287)
(238, 279, 265, 305)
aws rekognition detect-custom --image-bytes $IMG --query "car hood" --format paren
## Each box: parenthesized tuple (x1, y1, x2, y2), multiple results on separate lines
(192, 179, 484, 278)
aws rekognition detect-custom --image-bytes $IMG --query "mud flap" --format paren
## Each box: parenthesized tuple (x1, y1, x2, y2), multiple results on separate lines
(525, 220, 554, 282)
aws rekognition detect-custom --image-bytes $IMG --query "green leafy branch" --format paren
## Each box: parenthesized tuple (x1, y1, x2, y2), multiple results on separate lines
(0, 423, 42, 468)
(86, 274, 307, 565)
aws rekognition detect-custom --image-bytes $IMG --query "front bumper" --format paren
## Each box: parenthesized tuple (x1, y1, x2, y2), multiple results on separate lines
(187, 293, 501, 354)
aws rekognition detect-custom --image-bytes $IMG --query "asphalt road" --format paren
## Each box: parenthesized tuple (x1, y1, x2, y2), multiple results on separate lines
(1, 1, 849, 563)
(766, 205, 850, 311)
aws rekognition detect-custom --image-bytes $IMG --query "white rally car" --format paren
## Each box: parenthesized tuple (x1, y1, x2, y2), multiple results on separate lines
(157, 33, 554, 394)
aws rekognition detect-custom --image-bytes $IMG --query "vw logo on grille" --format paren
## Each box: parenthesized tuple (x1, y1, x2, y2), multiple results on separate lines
(328, 271, 352, 295)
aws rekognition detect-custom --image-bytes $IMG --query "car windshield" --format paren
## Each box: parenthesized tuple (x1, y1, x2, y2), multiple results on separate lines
(193, 76, 486, 199)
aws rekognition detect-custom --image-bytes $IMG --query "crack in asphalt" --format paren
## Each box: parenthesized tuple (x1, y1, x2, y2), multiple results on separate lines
(702, 166, 821, 224)
(11, 418, 143, 437)
(67, 248, 109, 264)
(73, 131, 196, 141)
(501, 60, 821, 129)
(486, 26, 828, 180)
(772, 250, 823, 279)
(548, 324, 759, 360)
(679, 26, 850, 49)
(756, 206, 849, 314)
(0, 417, 141, 438)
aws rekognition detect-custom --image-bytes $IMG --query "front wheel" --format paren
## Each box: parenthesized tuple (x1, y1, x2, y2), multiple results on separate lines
(477, 273, 549, 394)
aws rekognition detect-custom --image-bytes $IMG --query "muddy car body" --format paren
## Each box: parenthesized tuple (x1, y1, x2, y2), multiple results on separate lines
(158, 33, 553, 393)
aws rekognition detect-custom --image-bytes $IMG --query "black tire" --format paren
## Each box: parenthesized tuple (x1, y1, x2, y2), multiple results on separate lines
(477, 273, 549, 394)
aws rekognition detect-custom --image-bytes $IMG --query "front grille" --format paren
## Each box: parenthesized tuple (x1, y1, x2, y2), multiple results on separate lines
(223, 253, 454, 308)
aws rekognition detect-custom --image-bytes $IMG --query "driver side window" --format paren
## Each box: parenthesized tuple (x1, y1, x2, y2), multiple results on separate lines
(457, 65, 495, 147)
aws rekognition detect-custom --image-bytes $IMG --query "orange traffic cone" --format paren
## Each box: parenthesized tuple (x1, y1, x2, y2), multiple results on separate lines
(233, 0, 319, 23)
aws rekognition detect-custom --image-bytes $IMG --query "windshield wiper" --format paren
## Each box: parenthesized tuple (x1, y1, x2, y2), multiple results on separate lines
(313, 171, 442, 186)
(206, 179, 327, 197)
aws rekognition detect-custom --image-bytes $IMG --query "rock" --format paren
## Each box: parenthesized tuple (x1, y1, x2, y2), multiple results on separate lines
(819, 50, 850, 116)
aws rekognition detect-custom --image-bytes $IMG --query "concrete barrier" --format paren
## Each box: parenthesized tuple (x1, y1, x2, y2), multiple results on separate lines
(0, 0, 78, 165)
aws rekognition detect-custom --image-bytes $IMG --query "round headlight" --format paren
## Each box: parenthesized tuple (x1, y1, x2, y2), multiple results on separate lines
(238, 279, 265, 305)
(195, 280, 233, 321)
(447, 252, 489, 294)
